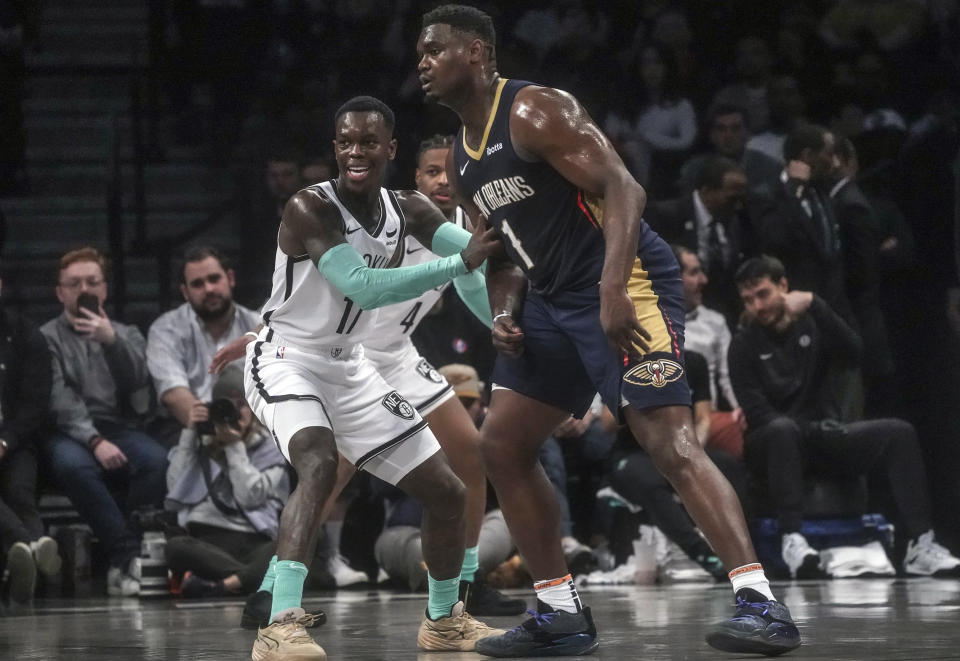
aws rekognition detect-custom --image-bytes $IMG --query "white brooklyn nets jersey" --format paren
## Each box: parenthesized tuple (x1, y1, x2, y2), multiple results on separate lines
(365, 206, 469, 351)
(260, 180, 405, 352)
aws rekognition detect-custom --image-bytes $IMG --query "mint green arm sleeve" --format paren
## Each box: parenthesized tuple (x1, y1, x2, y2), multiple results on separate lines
(317, 243, 467, 310)
(453, 270, 493, 328)
(430, 221, 471, 257)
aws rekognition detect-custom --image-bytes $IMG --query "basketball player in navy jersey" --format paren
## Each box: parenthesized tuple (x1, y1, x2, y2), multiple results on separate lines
(417, 6, 801, 657)
(244, 96, 505, 660)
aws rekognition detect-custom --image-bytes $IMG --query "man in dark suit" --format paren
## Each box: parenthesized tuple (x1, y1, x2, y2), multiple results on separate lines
(679, 104, 783, 194)
(646, 156, 753, 323)
(830, 137, 895, 415)
(748, 123, 852, 321)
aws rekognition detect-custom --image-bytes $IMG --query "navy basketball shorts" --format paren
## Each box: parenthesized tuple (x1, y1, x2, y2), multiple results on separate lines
(491, 235, 691, 417)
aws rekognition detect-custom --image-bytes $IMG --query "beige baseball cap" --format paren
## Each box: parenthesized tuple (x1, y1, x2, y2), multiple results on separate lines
(438, 363, 484, 400)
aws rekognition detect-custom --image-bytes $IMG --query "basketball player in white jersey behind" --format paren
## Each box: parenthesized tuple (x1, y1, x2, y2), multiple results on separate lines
(243, 96, 503, 661)
(215, 134, 527, 626)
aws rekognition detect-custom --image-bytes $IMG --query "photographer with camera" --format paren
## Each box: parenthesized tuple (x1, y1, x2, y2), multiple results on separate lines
(164, 364, 289, 598)
(40, 247, 168, 597)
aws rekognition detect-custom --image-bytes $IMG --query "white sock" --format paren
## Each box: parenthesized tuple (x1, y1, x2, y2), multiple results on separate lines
(729, 563, 775, 601)
(534, 574, 582, 614)
(326, 520, 343, 556)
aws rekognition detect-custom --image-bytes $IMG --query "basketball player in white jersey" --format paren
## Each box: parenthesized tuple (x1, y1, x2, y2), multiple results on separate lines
(216, 135, 526, 625)
(246, 96, 503, 661)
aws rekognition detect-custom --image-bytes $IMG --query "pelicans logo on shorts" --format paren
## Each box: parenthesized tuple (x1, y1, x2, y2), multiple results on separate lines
(623, 359, 684, 388)
(382, 391, 415, 420)
(416, 358, 444, 384)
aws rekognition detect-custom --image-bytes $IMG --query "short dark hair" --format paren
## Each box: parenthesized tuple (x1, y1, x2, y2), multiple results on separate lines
(708, 103, 748, 128)
(695, 155, 743, 190)
(734, 255, 786, 287)
(267, 147, 303, 167)
(422, 4, 496, 46)
(783, 123, 828, 162)
(334, 96, 395, 134)
(181, 245, 229, 283)
(671, 243, 694, 267)
(834, 136, 856, 163)
(416, 134, 455, 165)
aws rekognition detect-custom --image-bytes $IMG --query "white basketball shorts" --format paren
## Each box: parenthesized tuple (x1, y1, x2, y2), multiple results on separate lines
(243, 327, 440, 486)
(363, 338, 454, 417)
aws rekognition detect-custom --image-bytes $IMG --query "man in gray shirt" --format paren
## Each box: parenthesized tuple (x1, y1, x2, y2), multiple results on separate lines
(147, 246, 260, 447)
(40, 247, 168, 597)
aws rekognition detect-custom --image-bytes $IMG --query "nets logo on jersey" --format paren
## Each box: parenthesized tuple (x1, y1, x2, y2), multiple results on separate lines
(416, 359, 444, 384)
(382, 391, 415, 420)
(623, 359, 684, 388)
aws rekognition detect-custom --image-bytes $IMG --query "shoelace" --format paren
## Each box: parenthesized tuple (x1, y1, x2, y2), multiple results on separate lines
(514, 609, 558, 632)
(731, 597, 771, 623)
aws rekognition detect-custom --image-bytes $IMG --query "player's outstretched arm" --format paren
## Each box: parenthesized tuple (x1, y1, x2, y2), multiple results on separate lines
(510, 86, 651, 358)
(285, 189, 498, 310)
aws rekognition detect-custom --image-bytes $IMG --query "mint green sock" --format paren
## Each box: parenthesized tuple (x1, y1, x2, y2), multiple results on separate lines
(258, 555, 278, 594)
(460, 546, 480, 583)
(270, 560, 308, 622)
(427, 574, 460, 620)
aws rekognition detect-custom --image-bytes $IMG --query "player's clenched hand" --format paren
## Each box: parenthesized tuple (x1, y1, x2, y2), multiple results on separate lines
(600, 288, 650, 359)
(209, 335, 255, 374)
(492, 313, 525, 357)
(460, 214, 502, 271)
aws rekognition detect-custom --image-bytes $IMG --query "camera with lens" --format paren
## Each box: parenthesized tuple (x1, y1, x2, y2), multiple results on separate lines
(195, 397, 241, 436)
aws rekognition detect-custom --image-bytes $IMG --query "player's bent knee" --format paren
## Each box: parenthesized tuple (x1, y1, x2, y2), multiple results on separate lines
(288, 427, 338, 478)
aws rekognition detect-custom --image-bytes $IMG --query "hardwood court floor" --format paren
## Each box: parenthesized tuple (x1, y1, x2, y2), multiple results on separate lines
(1, 579, 958, 660)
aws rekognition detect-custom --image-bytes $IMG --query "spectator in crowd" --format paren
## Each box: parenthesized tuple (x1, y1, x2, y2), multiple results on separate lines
(0, 274, 58, 604)
(164, 365, 288, 599)
(673, 246, 745, 457)
(147, 246, 260, 447)
(711, 36, 774, 133)
(728, 256, 960, 579)
(645, 156, 754, 323)
(301, 155, 335, 185)
(238, 150, 305, 305)
(746, 75, 806, 165)
(829, 138, 896, 415)
(538, 396, 618, 574)
(608, 350, 746, 581)
(604, 43, 697, 197)
(679, 104, 782, 193)
(749, 123, 852, 321)
(40, 247, 168, 596)
(437, 363, 486, 428)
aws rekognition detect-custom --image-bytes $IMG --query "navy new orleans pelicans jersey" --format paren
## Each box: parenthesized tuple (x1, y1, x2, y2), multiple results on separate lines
(452, 79, 609, 297)
(454, 79, 691, 418)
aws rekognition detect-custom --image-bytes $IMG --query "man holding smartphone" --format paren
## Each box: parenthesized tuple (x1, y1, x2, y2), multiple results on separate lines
(40, 247, 168, 597)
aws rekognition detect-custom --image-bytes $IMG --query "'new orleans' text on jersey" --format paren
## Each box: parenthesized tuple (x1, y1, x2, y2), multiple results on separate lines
(453, 78, 611, 296)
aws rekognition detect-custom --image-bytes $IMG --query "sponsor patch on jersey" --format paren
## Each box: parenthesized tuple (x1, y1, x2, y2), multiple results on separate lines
(623, 359, 684, 388)
(382, 390, 415, 420)
(416, 358, 444, 384)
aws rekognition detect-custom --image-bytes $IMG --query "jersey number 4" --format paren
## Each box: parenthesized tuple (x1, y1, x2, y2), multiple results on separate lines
(336, 297, 363, 334)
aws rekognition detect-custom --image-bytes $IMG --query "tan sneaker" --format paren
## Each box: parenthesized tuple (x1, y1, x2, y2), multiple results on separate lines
(417, 600, 506, 652)
(252, 607, 326, 661)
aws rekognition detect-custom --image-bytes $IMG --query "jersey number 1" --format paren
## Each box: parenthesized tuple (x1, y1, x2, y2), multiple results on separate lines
(500, 219, 535, 269)
(336, 297, 363, 334)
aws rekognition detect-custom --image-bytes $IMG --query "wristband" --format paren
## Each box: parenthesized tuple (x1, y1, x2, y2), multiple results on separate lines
(492, 313, 513, 324)
(244, 331, 259, 339)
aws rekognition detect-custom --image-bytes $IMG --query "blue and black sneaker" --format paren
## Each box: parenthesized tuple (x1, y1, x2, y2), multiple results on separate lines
(706, 588, 802, 656)
(474, 600, 599, 657)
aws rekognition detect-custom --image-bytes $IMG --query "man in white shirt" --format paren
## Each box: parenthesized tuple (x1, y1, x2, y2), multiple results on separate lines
(147, 246, 260, 447)
(674, 244, 746, 457)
